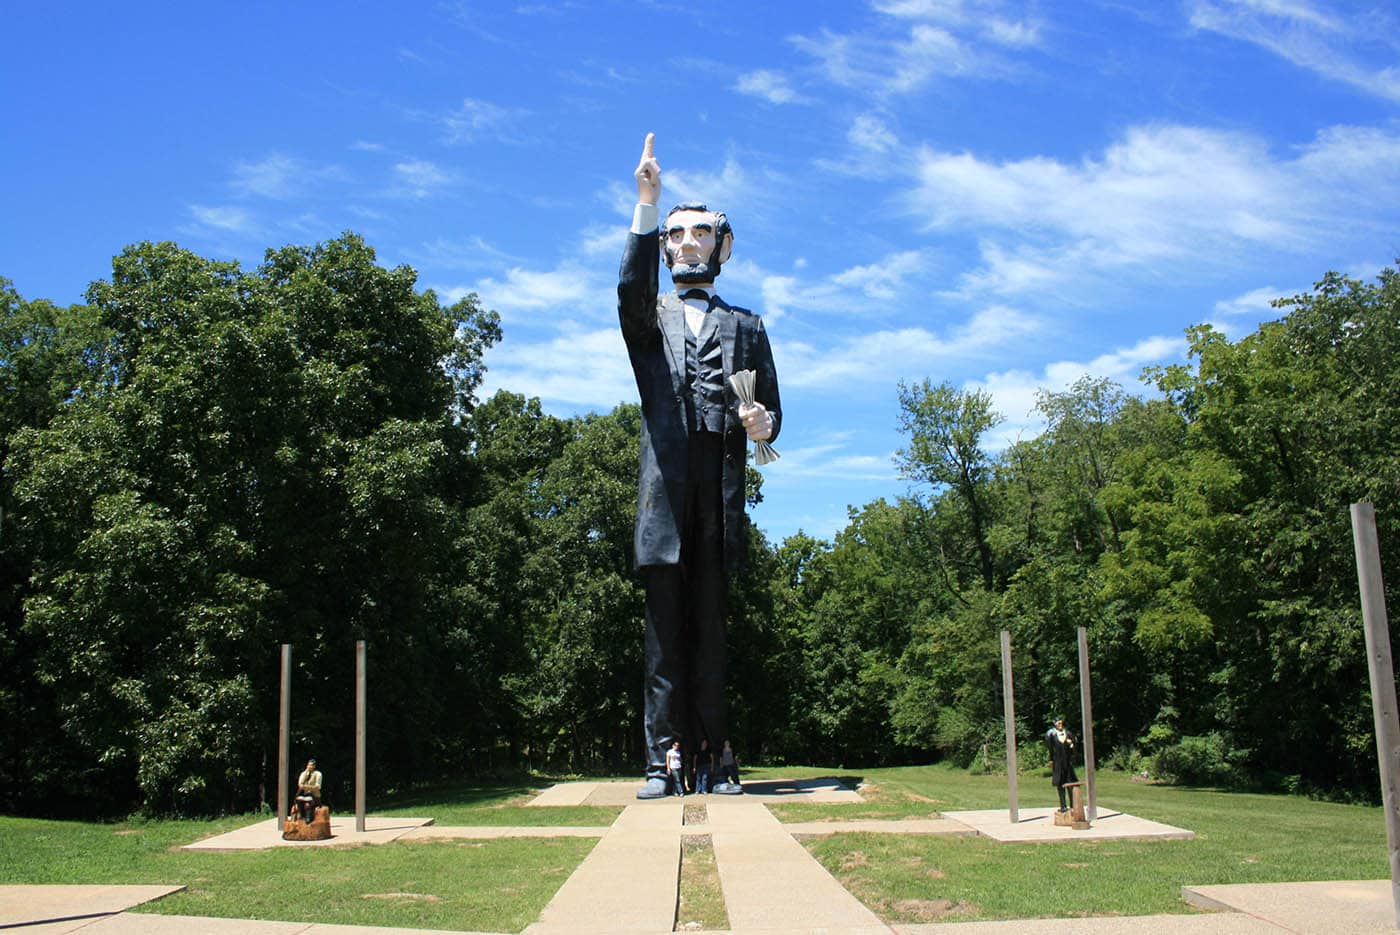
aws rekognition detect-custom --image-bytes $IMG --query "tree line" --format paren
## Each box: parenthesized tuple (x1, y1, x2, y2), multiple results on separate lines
(2, 235, 1395, 816)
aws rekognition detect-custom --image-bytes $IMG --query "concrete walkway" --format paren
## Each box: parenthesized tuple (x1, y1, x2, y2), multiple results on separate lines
(1184, 879, 1396, 933)
(8, 780, 1390, 934)
(707, 795, 889, 934)
(521, 800, 684, 935)
(0, 885, 184, 933)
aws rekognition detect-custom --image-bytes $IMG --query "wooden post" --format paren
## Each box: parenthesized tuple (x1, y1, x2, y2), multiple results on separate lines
(1001, 629, 1019, 823)
(1077, 626, 1098, 822)
(355, 639, 367, 833)
(1350, 502, 1400, 929)
(277, 644, 291, 832)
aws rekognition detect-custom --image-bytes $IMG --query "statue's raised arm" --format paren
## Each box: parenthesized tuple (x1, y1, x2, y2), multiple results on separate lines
(635, 132, 660, 207)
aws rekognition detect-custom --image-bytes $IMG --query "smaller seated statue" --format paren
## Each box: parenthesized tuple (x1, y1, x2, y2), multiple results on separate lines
(282, 757, 332, 841)
(295, 758, 322, 821)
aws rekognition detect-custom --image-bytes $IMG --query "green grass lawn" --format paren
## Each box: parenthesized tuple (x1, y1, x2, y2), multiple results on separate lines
(0, 809, 595, 932)
(760, 763, 1389, 924)
(0, 765, 1389, 931)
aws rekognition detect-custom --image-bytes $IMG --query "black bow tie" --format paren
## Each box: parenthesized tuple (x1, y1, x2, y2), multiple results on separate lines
(681, 289, 711, 303)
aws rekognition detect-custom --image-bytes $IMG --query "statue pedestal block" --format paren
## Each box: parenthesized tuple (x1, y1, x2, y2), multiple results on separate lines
(282, 805, 332, 841)
(1056, 782, 1089, 829)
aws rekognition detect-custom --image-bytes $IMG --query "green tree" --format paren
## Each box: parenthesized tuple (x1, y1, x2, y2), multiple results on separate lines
(897, 379, 1003, 591)
(0, 281, 112, 812)
(9, 236, 500, 814)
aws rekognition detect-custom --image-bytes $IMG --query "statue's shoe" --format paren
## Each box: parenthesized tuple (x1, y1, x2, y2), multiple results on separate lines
(636, 778, 670, 799)
(711, 781, 743, 795)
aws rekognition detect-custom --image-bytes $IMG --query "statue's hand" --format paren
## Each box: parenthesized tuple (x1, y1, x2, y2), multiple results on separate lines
(635, 132, 660, 206)
(739, 402, 773, 442)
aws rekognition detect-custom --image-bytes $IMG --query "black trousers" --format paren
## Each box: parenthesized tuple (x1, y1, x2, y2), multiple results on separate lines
(642, 432, 727, 778)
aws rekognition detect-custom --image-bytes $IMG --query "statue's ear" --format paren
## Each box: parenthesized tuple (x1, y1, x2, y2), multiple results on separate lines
(717, 232, 733, 265)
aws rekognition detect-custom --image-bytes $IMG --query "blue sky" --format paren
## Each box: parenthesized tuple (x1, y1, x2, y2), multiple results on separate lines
(5, 1, 1399, 544)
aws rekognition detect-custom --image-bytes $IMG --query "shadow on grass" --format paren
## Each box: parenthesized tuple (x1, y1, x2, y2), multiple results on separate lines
(372, 773, 567, 812)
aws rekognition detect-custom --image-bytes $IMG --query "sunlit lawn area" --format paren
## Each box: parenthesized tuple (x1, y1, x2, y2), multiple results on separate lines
(0, 775, 605, 932)
(754, 763, 1389, 924)
(0, 765, 1388, 930)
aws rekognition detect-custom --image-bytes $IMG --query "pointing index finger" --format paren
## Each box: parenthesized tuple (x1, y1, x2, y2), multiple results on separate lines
(642, 132, 655, 159)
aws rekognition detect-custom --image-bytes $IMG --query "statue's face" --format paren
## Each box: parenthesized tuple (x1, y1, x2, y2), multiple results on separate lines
(663, 208, 732, 284)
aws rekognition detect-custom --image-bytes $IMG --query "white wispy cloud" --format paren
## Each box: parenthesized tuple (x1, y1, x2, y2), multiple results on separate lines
(984, 16, 1040, 47)
(780, 303, 1042, 389)
(791, 0, 1040, 95)
(849, 114, 898, 152)
(479, 325, 635, 409)
(440, 97, 529, 144)
(666, 156, 756, 213)
(410, 235, 522, 272)
(1188, 0, 1400, 103)
(466, 256, 616, 328)
(815, 114, 902, 178)
(874, 0, 1043, 46)
(721, 246, 938, 324)
(188, 204, 255, 233)
(230, 154, 345, 199)
(1214, 284, 1286, 315)
(830, 250, 929, 301)
(969, 334, 1186, 447)
(734, 69, 806, 104)
(392, 160, 454, 198)
(441, 1, 505, 43)
(766, 438, 898, 481)
(792, 24, 981, 94)
(910, 123, 1400, 296)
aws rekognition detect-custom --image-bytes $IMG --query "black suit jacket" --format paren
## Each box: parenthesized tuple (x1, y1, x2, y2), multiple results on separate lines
(618, 229, 781, 570)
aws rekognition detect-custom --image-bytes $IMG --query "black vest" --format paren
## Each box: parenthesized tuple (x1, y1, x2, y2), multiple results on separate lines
(684, 309, 726, 434)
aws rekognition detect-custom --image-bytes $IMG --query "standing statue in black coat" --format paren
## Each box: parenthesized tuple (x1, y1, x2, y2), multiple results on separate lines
(1046, 717, 1078, 811)
(620, 133, 782, 799)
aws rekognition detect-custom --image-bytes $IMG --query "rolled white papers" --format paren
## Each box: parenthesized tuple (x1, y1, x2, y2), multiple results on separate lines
(728, 369, 780, 465)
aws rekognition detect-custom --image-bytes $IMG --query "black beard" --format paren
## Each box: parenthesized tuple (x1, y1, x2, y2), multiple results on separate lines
(670, 261, 717, 284)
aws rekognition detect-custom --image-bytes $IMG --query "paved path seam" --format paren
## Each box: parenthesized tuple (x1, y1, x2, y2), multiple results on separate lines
(706, 797, 890, 933)
(522, 801, 684, 935)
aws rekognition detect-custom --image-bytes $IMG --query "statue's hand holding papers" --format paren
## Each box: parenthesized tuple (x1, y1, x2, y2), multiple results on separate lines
(730, 369, 779, 465)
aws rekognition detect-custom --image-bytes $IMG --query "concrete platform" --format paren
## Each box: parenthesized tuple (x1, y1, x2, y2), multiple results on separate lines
(942, 806, 1194, 843)
(401, 824, 609, 839)
(182, 816, 434, 851)
(0, 884, 184, 933)
(1184, 879, 1395, 933)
